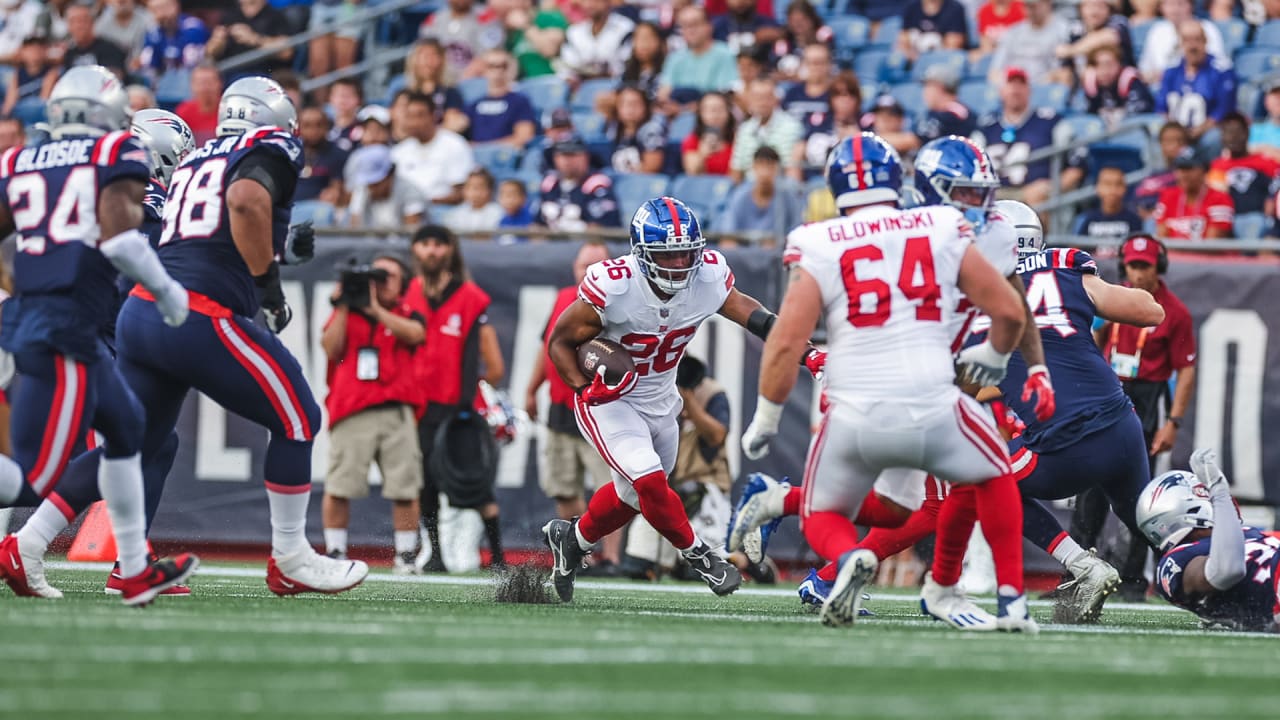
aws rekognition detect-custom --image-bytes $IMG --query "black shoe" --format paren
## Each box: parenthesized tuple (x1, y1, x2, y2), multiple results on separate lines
(543, 518, 588, 602)
(745, 557, 778, 585)
(681, 541, 741, 596)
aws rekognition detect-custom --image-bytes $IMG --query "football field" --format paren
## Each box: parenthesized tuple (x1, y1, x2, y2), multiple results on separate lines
(1, 562, 1277, 719)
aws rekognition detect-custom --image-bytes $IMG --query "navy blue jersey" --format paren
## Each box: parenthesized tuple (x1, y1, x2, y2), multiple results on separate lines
(157, 127, 302, 317)
(0, 131, 151, 359)
(1071, 208, 1144, 243)
(916, 101, 976, 143)
(978, 109, 1087, 186)
(1159, 528, 1280, 631)
(537, 171, 621, 229)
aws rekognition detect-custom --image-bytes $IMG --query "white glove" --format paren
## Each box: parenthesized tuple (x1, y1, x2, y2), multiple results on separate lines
(955, 340, 1012, 387)
(0, 348, 14, 390)
(742, 398, 783, 460)
(1191, 448, 1229, 497)
(153, 280, 189, 328)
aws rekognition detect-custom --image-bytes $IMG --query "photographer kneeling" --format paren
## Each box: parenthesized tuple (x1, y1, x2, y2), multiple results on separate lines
(321, 256, 427, 573)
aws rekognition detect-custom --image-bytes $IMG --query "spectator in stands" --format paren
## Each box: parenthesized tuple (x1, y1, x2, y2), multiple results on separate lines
(404, 40, 469, 135)
(328, 78, 363, 148)
(418, 0, 504, 82)
(174, 63, 222, 145)
(505, 0, 568, 79)
(682, 91, 737, 176)
(392, 92, 475, 205)
(618, 21, 665, 99)
(138, 0, 207, 78)
(866, 93, 921, 156)
(1128, 0, 1159, 26)
(782, 43, 836, 140)
(0, 0, 40, 66)
(731, 78, 804, 183)
(916, 64, 976, 143)
(309, 0, 361, 90)
(772, 0, 832, 82)
(605, 85, 667, 174)
(464, 49, 538, 148)
(275, 70, 305, 114)
(60, 4, 127, 79)
(657, 6, 739, 107)
(4, 35, 51, 116)
(975, 67, 1086, 205)
(96, 0, 151, 60)
(730, 44, 771, 112)
(126, 84, 155, 112)
(356, 104, 393, 147)
(344, 144, 429, 228)
(1154, 147, 1235, 240)
(1139, 0, 1226, 85)
(898, 0, 967, 63)
(975, 0, 1025, 56)
(1155, 20, 1236, 143)
(297, 106, 349, 207)
(538, 135, 622, 229)
(0, 118, 23, 154)
(497, 178, 534, 231)
(559, 0, 635, 84)
(1081, 44, 1154, 131)
(445, 168, 504, 235)
(1072, 165, 1144, 242)
(795, 69, 865, 174)
(36, 0, 71, 51)
(717, 146, 803, 246)
(713, 0, 781, 54)
(1135, 120, 1192, 215)
(206, 0, 294, 77)
(1248, 80, 1280, 162)
(1208, 112, 1279, 217)
(989, 0, 1070, 85)
(1057, 0, 1134, 82)
(320, 254, 426, 572)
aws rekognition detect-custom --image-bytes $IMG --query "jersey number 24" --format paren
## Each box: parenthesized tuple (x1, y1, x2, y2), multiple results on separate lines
(8, 168, 98, 254)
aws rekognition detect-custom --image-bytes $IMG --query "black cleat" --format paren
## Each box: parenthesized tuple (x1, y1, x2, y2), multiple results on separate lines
(681, 541, 741, 596)
(543, 518, 588, 602)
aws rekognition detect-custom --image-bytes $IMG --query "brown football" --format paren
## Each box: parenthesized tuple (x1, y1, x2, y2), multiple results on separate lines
(577, 337, 636, 385)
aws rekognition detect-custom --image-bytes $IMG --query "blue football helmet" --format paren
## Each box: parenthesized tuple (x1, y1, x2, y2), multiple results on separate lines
(914, 135, 1002, 231)
(629, 196, 705, 294)
(826, 132, 903, 211)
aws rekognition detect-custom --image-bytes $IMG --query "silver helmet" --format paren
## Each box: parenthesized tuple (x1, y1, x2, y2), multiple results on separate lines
(131, 109, 195, 186)
(216, 76, 297, 137)
(1136, 470, 1215, 552)
(47, 65, 131, 139)
(994, 200, 1043, 257)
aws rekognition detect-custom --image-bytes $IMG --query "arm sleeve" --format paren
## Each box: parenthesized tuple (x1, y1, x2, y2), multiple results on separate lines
(229, 149, 299, 206)
(1205, 488, 1247, 591)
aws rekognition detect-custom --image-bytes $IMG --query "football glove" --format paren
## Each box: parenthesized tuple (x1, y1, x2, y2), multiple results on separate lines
(577, 366, 637, 406)
(1020, 364, 1055, 422)
(742, 398, 783, 460)
(255, 263, 292, 334)
(283, 220, 315, 265)
(154, 280, 190, 328)
(955, 341, 1011, 387)
(1190, 448, 1229, 497)
(802, 347, 826, 379)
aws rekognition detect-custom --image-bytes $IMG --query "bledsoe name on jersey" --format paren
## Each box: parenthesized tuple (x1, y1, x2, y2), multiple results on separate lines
(785, 204, 972, 405)
(577, 251, 734, 416)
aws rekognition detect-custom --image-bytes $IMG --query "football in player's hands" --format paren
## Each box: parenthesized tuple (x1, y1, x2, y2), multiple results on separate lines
(577, 337, 636, 386)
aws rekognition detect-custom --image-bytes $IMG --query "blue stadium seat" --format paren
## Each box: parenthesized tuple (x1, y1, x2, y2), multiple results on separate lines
(813, 0, 849, 20)
(667, 111, 696, 141)
(890, 82, 926, 117)
(853, 48, 890, 85)
(12, 98, 46, 126)
(910, 50, 966, 83)
(1234, 212, 1269, 240)
(965, 52, 992, 81)
(1056, 114, 1105, 144)
(612, 173, 670, 215)
(519, 76, 570, 116)
(458, 77, 488, 106)
(384, 74, 407, 104)
(472, 143, 522, 174)
(1234, 48, 1280, 81)
(957, 80, 999, 116)
(573, 111, 607, 141)
(870, 14, 901, 47)
(571, 78, 614, 113)
(1254, 20, 1280, 48)
(1238, 83, 1263, 120)
(1130, 20, 1153, 60)
(156, 69, 192, 106)
(1031, 83, 1071, 113)
(670, 175, 735, 227)
(829, 14, 871, 62)
(1214, 17, 1249, 57)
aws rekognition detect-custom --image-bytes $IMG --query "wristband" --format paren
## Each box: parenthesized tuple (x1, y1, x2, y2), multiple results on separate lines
(1027, 364, 1049, 376)
(253, 261, 281, 289)
(746, 309, 777, 340)
(752, 396, 784, 432)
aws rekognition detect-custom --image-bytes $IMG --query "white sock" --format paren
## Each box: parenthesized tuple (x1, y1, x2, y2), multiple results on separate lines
(1051, 535, 1088, 570)
(0, 454, 22, 505)
(16, 500, 72, 556)
(98, 454, 148, 578)
(394, 530, 417, 555)
(267, 487, 311, 557)
(573, 522, 593, 552)
(323, 528, 347, 555)
(997, 584, 1020, 598)
(679, 537, 701, 555)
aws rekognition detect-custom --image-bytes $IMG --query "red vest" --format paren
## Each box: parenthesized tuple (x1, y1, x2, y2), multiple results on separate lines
(324, 304, 424, 428)
(405, 277, 491, 410)
(543, 286, 579, 408)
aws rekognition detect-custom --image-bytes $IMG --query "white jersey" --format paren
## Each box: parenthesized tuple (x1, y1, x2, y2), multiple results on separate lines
(578, 251, 734, 415)
(785, 204, 972, 404)
(946, 214, 1018, 353)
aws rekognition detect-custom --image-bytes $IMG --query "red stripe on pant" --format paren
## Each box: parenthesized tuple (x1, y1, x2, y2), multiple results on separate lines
(573, 395, 634, 484)
(30, 358, 87, 498)
(799, 411, 832, 521)
(224, 319, 313, 440)
(211, 318, 309, 442)
(956, 399, 1011, 475)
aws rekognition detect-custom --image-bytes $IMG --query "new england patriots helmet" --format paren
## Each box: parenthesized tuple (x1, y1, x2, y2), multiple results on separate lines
(217, 76, 298, 137)
(47, 65, 131, 139)
(826, 132, 903, 211)
(914, 136, 1001, 231)
(1136, 470, 1215, 552)
(629, 196, 705, 294)
(131, 109, 196, 186)
(994, 200, 1043, 257)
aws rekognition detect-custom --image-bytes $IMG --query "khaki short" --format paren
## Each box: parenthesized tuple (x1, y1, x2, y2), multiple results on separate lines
(540, 428, 612, 501)
(326, 404, 424, 501)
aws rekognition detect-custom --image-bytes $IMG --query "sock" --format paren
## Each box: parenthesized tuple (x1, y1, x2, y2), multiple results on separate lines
(974, 474, 1024, 595)
(816, 560, 838, 582)
(0, 454, 22, 505)
(324, 528, 347, 555)
(1048, 532, 1087, 569)
(854, 493, 909, 528)
(782, 486, 802, 516)
(932, 485, 978, 587)
(483, 515, 504, 565)
(855, 496, 942, 560)
(266, 482, 312, 557)
(577, 481, 638, 545)
(98, 454, 148, 578)
(801, 510, 861, 564)
(394, 530, 417, 555)
(632, 471, 695, 549)
(16, 497, 75, 556)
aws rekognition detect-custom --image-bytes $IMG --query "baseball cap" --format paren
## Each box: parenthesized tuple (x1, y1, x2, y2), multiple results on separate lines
(1005, 67, 1029, 84)
(1172, 147, 1207, 170)
(552, 134, 588, 154)
(548, 107, 573, 129)
(347, 144, 394, 186)
(923, 64, 960, 92)
(356, 104, 391, 127)
(873, 94, 904, 115)
(1121, 234, 1162, 266)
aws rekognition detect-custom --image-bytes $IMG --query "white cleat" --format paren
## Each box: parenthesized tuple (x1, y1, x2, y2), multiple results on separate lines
(920, 572, 997, 631)
(267, 549, 368, 596)
(0, 534, 62, 599)
(996, 593, 1041, 634)
(819, 549, 877, 628)
(726, 474, 790, 562)
(1055, 549, 1120, 624)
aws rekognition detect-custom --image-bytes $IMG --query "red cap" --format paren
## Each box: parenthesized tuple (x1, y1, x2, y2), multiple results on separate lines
(1005, 67, 1029, 83)
(1121, 235, 1162, 266)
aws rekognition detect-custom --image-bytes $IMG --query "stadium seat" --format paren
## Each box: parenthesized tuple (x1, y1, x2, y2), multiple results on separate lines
(1130, 20, 1153, 60)
(1214, 17, 1249, 57)
(613, 173, 670, 214)
(670, 175, 734, 227)
(571, 78, 614, 113)
(1056, 114, 1105, 145)
(519, 76, 570, 116)
(1238, 83, 1263, 120)
(1254, 20, 1280, 48)
(910, 50, 966, 83)
(869, 14, 901, 47)
(1233, 48, 1280, 81)
(667, 111, 696, 141)
(472, 143, 523, 174)
(829, 15, 871, 62)
(1233, 212, 1269, 240)
(12, 98, 45, 125)
(890, 82, 926, 117)
(1031, 83, 1071, 113)
(957, 80, 999, 116)
(853, 48, 890, 86)
(458, 76, 488, 106)
(965, 52, 992, 81)
(156, 69, 192, 106)
(383, 74, 406, 104)
(573, 111, 607, 141)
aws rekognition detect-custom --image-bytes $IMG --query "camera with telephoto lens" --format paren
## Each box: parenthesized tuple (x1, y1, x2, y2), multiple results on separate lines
(335, 258, 390, 309)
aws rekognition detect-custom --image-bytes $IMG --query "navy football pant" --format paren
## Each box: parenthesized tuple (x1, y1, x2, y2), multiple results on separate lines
(1010, 411, 1153, 552)
(49, 432, 179, 533)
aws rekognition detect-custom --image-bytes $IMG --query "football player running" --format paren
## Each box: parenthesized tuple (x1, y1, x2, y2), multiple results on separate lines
(1139, 449, 1280, 632)
(741, 132, 1037, 630)
(543, 195, 806, 601)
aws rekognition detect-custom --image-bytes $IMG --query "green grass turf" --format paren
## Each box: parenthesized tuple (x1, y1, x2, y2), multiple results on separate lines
(1, 562, 1277, 719)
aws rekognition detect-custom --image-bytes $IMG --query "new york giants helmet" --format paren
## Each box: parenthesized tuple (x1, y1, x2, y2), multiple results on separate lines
(826, 132, 903, 211)
(47, 65, 131, 139)
(994, 200, 1043, 256)
(1136, 471, 1215, 552)
(630, 196, 705, 294)
(217, 76, 298, 137)
(914, 136, 1001, 231)
(131, 109, 196, 186)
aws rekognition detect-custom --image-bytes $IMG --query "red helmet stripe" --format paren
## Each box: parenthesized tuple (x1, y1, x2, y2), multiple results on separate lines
(662, 196, 682, 237)
(853, 137, 866, 190)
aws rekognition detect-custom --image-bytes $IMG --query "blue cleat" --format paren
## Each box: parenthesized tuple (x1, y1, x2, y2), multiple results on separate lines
(798, 568, 874, 616)
(819, 549, 878, 628)
(726, 473, 790, 563)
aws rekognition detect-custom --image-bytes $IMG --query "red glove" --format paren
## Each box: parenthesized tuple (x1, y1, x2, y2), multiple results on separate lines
(803, 347, 827, 379)
(578, 366, 638, 406)
(1021, 364, 1055, 422)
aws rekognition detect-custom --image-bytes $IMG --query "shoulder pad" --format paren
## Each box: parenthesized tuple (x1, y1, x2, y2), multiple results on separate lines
(1050, 248, 1098, 274)
(582, 173, 612, 195)
(783, 221, 825, 266)
(93, 131, 140, 166)
(578, 257, 631, 310)
(0, 146, 19, 179)
(697, 249, 735, 291)
(238, 127, 303, 165)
